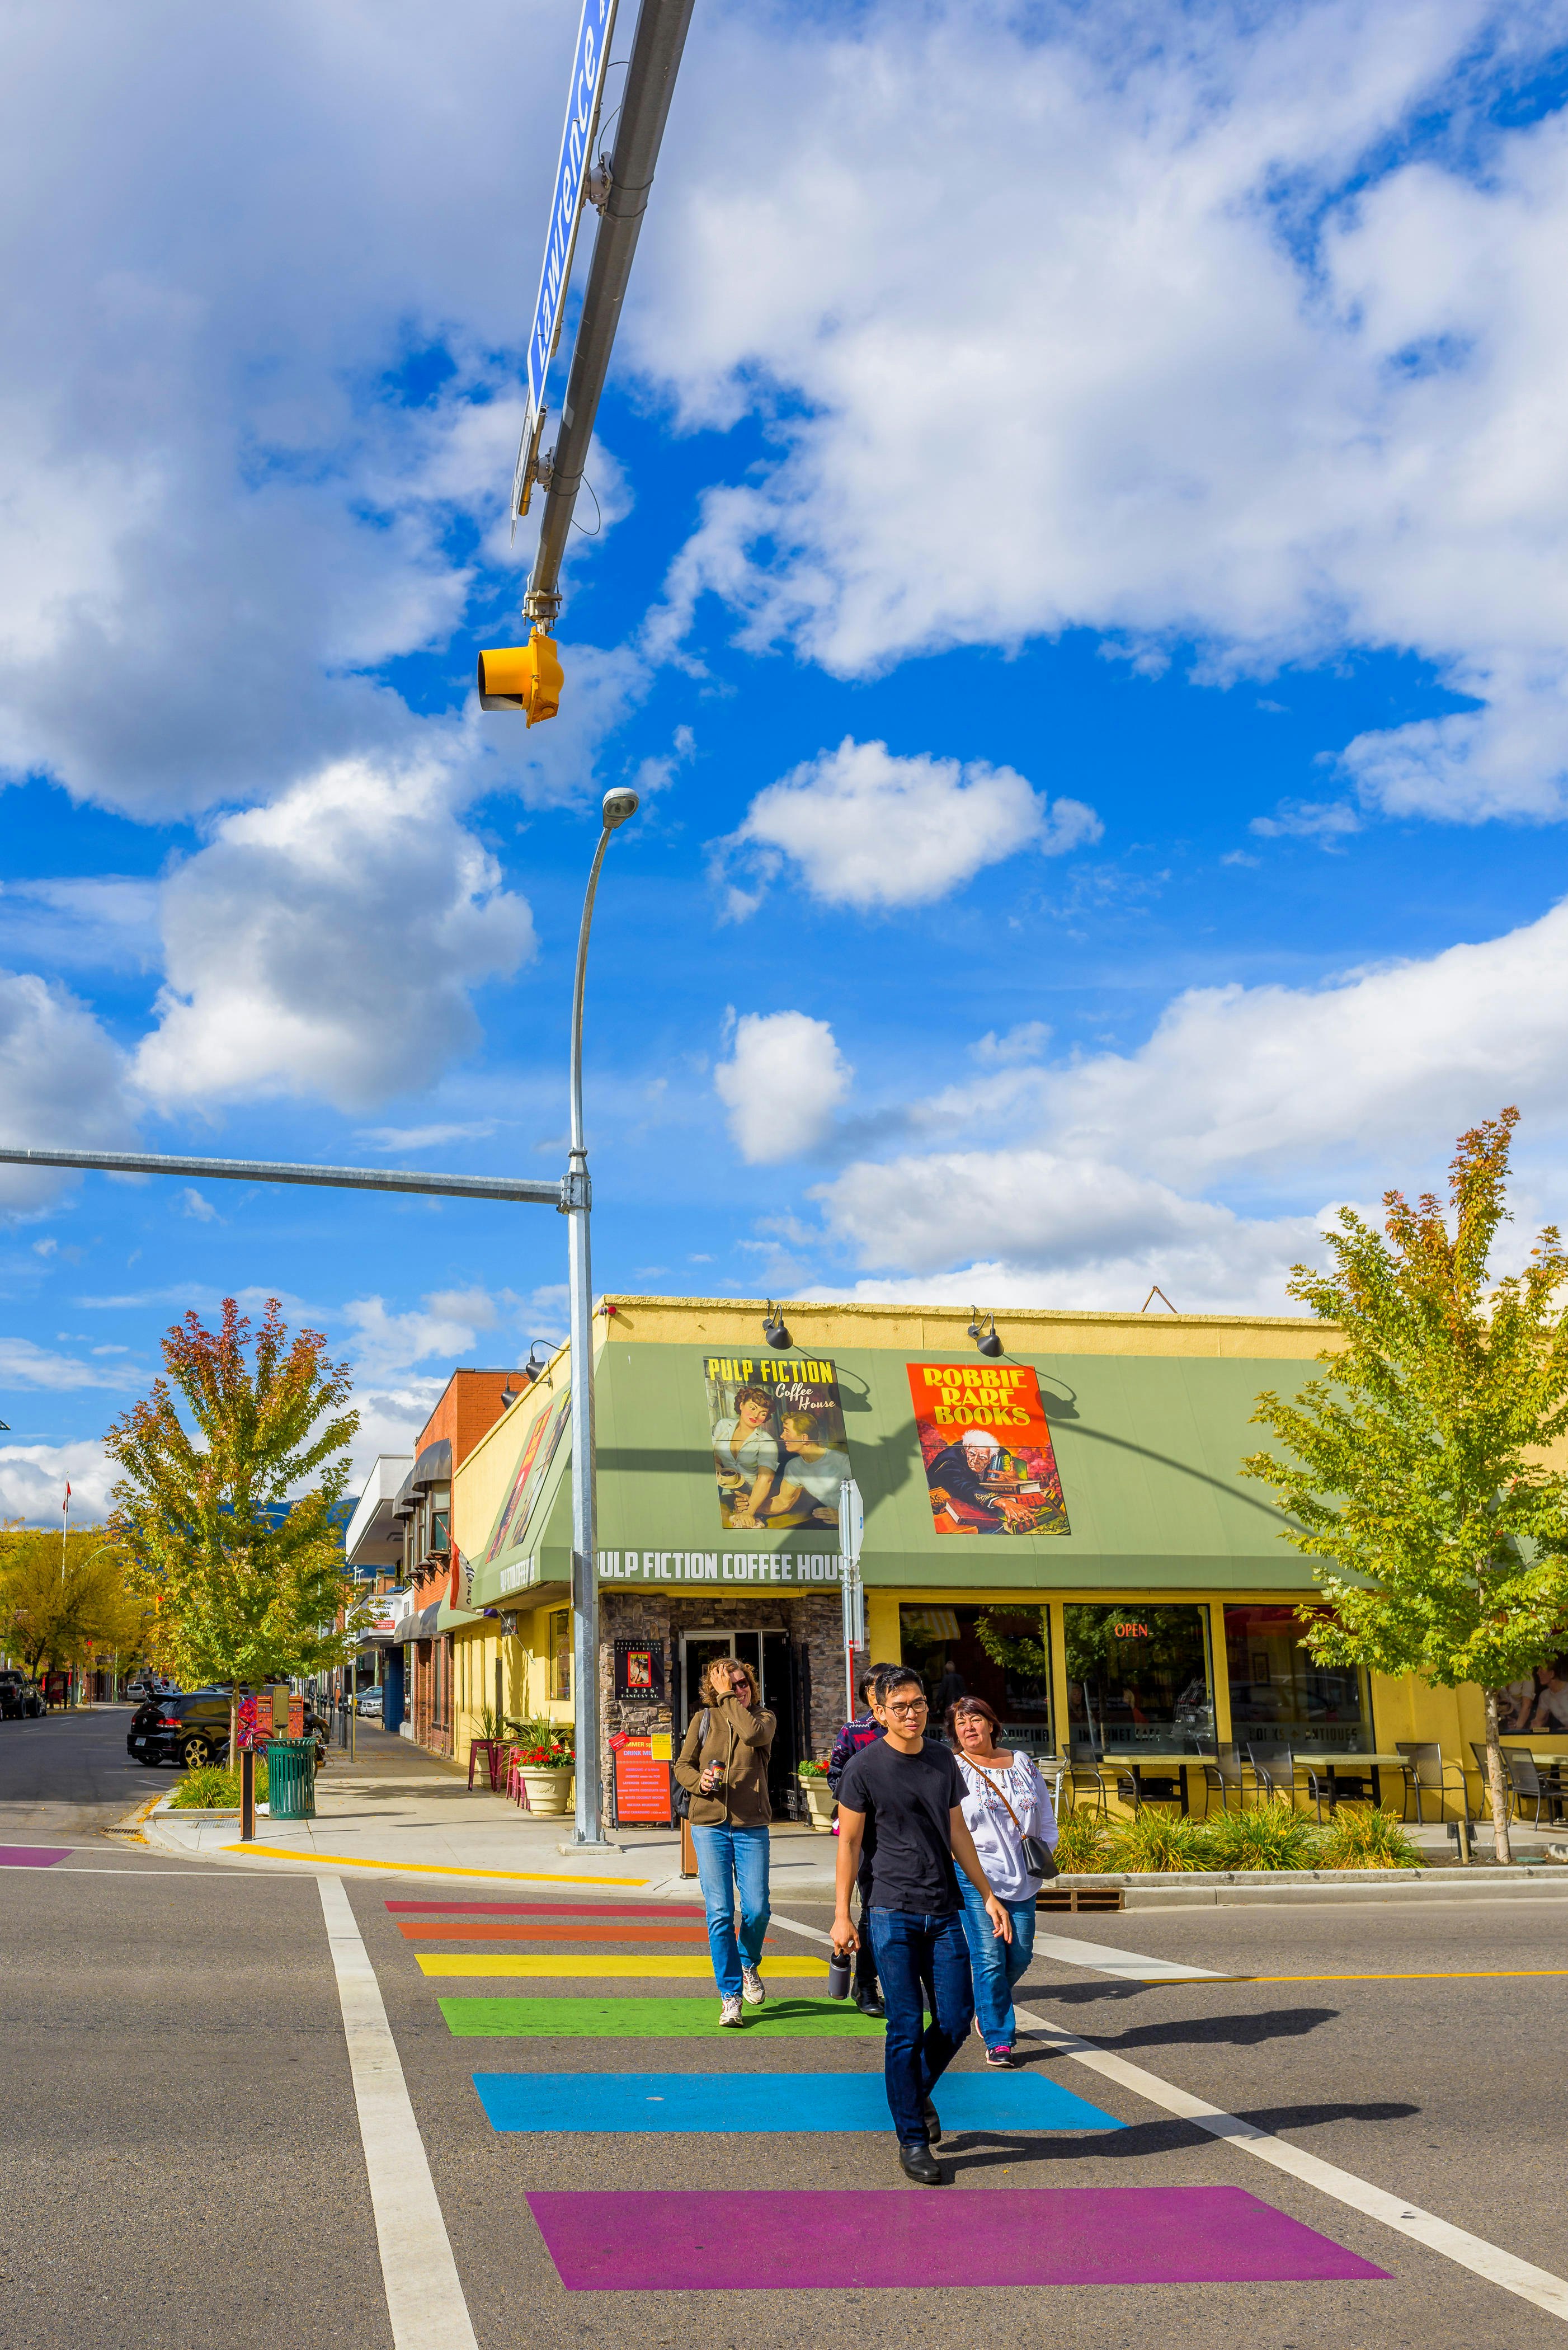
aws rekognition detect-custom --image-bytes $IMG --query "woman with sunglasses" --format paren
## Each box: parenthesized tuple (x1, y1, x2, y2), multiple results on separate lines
(674, 1656, 776, 2025)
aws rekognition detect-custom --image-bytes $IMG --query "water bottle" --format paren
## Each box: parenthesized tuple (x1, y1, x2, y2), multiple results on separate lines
(827, 1949, 852, 1999)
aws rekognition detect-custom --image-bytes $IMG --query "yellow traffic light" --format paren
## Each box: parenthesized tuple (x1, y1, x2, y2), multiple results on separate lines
(477, 628, 563, 725)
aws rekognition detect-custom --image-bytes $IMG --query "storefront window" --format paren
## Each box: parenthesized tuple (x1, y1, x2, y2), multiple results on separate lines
(549, 1608, 572, 1701)
(898, 1604, 1054, 1753)
(1225, 1605, 1370, 1753)
(1065, 1603, 1213, 1756)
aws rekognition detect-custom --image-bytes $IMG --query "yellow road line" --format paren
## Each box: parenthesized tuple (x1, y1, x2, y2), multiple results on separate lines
(1231, 1968, 1568, 1984)
(222, 1845, 647, 1887)
(415, 1952, 827, 1978)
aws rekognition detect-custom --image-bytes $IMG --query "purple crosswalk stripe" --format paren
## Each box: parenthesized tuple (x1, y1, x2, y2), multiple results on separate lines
(0, 1845, 72, 1868)
(526, 2185, 1390, 2290)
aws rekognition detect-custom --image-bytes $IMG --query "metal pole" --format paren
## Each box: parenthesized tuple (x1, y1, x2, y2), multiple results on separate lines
(0, 1143, 562, 1206)
(524, 0, 698, 622)
(565, 789, 639, 1849)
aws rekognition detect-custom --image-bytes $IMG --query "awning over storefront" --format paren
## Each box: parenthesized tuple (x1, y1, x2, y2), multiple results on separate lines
(411, 1438, 453, 1489)
(393, 1600, 442, 1645)
(459, 1333, 1318, 1601)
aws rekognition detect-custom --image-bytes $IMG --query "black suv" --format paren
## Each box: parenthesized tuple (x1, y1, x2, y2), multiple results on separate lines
(127, 1689, 233, 1769)
(0, 1670, 44, 1719)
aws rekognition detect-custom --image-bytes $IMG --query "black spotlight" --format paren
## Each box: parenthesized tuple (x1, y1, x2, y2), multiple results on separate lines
(967, 1309, 1002, 1358)
(763, 1301, 792, 1350)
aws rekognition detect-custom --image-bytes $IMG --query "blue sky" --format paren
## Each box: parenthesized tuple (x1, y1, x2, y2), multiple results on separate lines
(5, 0, 1568, 1521)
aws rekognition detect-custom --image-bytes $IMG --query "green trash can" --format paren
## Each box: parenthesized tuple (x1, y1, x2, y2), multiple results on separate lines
(266, 1737, 317, 1820)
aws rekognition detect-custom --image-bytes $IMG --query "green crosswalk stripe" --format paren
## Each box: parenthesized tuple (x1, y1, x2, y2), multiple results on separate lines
(440, 1995, 886, 2039)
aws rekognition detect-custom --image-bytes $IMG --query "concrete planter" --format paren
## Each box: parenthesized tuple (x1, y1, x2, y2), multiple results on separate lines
(798, 1774, 836, 1832)
(519, 1768, 572, 1815)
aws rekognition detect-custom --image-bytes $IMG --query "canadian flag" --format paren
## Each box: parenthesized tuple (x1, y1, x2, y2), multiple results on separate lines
(63, 1480, 72, 1514)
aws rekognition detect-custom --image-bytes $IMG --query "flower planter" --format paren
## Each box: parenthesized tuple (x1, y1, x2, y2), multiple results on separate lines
(519, 1767, 572, 1815)
(798, 1773, 836, 1833)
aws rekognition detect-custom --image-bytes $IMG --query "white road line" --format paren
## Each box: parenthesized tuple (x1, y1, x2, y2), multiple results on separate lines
(1029, 1928, 1226, 1981)
(1014, 2001, 1568, 2323)
(774, 1909, 1568, 2321)
(319, 1876, 479, 2350)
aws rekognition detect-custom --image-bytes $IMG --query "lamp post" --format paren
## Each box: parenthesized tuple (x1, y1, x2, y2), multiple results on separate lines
(564, 786, 640, 1850)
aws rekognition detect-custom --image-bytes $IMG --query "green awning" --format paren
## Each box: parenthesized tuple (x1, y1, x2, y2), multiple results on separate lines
(466, 1340, 1313, 1597)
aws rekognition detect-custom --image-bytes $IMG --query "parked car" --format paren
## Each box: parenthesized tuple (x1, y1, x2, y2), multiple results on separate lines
(0, 1670, 44, 1720)
(126, 1688, 234, 1769)
(355, 1688, 383, 1718)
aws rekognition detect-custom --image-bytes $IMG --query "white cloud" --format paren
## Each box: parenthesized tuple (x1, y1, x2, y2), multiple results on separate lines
(357, 1121, 498, 1153)
(714, 1010, 852, 1164)
(0, 970, 135, 1219)
(717, 737, 1099, 915)
(1250, 801, 1362, 848)
(133, 754, 535, 1111)
(972, 1022, 1052, 1068)
(802, 895, 1568, 1309)
(638, 1, 1568, 823)
(0, 1441, 116, 1528)
(178, 1187, 220, 1223)
(340, 1287, 501, 1385)
(0, 1337, 130, 1391)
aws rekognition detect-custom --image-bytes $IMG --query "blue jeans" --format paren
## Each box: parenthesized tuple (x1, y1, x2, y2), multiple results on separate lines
(691, 1822, 770, 1999)
(867, 1907, 974, 2146)
(958, 1879, 1036, 2050)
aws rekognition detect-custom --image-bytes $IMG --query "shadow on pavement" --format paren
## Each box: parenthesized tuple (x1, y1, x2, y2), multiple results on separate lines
(1028, 1998, 1341, 2049)
(944, 2099, 1420, 2173)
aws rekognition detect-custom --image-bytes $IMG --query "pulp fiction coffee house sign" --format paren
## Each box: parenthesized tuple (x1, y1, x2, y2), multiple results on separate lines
(595, 1550, 846, 1586)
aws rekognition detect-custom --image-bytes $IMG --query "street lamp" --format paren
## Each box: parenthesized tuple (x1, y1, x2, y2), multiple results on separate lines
(564, 786, 639, 1850)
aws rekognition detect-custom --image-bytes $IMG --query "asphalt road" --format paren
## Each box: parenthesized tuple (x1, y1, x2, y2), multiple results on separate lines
(3, 1710, 1566, 2349)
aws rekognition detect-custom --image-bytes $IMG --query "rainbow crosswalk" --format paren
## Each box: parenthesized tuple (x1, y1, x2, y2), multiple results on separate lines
(392, 1892, 1391, 2295)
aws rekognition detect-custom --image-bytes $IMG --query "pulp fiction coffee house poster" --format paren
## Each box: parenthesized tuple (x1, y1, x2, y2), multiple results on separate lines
(704, 1355, 851, 1532)
(907, 1364, 1071, 1536)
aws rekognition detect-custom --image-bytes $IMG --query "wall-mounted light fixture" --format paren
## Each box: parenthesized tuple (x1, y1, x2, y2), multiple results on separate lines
(762, 1301, 792, 1351)
(501, 1340, 555, 1409)
(967, 1309, 1002, 1358)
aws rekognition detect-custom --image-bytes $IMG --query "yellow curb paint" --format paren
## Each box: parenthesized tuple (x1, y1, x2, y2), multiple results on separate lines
(222, 1845, 647, 1887)
(414, 1952, 828, 1979)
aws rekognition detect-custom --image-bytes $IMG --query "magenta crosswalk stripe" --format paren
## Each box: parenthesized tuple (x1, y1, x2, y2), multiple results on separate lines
(526, 2186, 1390, 2290)
(0, 1845, 72, 1868)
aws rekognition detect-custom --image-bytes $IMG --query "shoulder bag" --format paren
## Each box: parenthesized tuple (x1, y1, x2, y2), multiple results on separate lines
(671, 1707, 712, 1821)
(967, 1755, 1058, 1881)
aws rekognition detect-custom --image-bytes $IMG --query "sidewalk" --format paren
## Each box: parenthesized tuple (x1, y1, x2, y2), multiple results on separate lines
(142, 1720, 842, 1898)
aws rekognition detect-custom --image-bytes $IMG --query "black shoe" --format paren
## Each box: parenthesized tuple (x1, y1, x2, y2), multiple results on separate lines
(921, 2097, 941, 2145)
(854, 1987, 886, 2018)
(898, 2142, 945, 2186)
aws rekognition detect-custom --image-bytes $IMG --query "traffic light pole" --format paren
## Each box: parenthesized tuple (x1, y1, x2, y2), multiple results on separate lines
(523, 0, 697, 625)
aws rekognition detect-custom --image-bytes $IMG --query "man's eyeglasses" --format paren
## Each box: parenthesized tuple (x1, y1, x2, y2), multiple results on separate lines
(884, 1698, 928, 1716)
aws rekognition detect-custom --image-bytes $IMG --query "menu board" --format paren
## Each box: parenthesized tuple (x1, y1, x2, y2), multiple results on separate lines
(610, 1732, 672, 1823)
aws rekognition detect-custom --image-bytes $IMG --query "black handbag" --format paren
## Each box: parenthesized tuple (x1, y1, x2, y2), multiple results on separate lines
(969, 1757, 1058, 1881)
(671, 1708, 711, 1820)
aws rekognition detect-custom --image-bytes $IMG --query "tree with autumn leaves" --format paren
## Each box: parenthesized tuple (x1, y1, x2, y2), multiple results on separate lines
(0, 1524, 149, 1687)
(1244, 1111, 1568, 1864)
(105, 1296, 366, 1695)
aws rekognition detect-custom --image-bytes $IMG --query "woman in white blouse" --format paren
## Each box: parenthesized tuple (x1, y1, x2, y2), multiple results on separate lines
(949, 1695, 1057, 2067)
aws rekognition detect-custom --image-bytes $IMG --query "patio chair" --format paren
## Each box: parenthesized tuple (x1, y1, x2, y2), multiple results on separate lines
(1245, 1745, 1298, 1808)
(1503, 1749, 1563, 1830)
(1395, 1741, 1473, 1828)
(1114, 1766, 1183, 1816)
(1199, 1746, 1250, 1817)
(1291, 1752, 1336, 1825)
(1066, 1761, 1109, 1818)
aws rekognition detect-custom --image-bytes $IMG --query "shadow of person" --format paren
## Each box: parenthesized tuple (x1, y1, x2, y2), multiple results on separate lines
(941, 2099, 1420, 2173)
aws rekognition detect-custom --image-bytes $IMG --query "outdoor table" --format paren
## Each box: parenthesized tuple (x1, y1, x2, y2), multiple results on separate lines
(1106, 1755, 1207, 1816)
(1288, 1752, 1404, 1808)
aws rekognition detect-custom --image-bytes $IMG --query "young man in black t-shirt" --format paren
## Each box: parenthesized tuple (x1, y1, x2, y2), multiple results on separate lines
(832, 1666, 1011, 2184)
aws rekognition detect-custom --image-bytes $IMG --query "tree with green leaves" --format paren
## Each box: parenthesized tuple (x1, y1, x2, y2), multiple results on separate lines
(1242, 1110, 1568, 1864)
(0, 1526, 145, 1688)
(104, 1298, 366, 1706)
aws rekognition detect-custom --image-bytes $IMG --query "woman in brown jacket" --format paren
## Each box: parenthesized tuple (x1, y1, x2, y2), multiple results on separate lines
(674, 1656, 775, 2025)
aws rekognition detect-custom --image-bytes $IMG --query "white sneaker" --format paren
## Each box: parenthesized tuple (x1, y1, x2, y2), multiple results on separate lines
(719, 1994, 746, 2027)
(741, 1967, 766, 2006)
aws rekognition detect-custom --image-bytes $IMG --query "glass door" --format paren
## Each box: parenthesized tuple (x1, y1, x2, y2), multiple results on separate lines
(677, 1628, 801, 1815)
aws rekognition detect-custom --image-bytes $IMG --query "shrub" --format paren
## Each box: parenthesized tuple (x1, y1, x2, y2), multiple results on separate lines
(506, 1714, 573, 1766)
(168, 1756, 269, 1809)
(1106, 1808, 1211, 1873)
(1052, 1808, 1112, 1874)
(1203, 1802, 1321, 1870)
(1315, 1804, 1423, 1869)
